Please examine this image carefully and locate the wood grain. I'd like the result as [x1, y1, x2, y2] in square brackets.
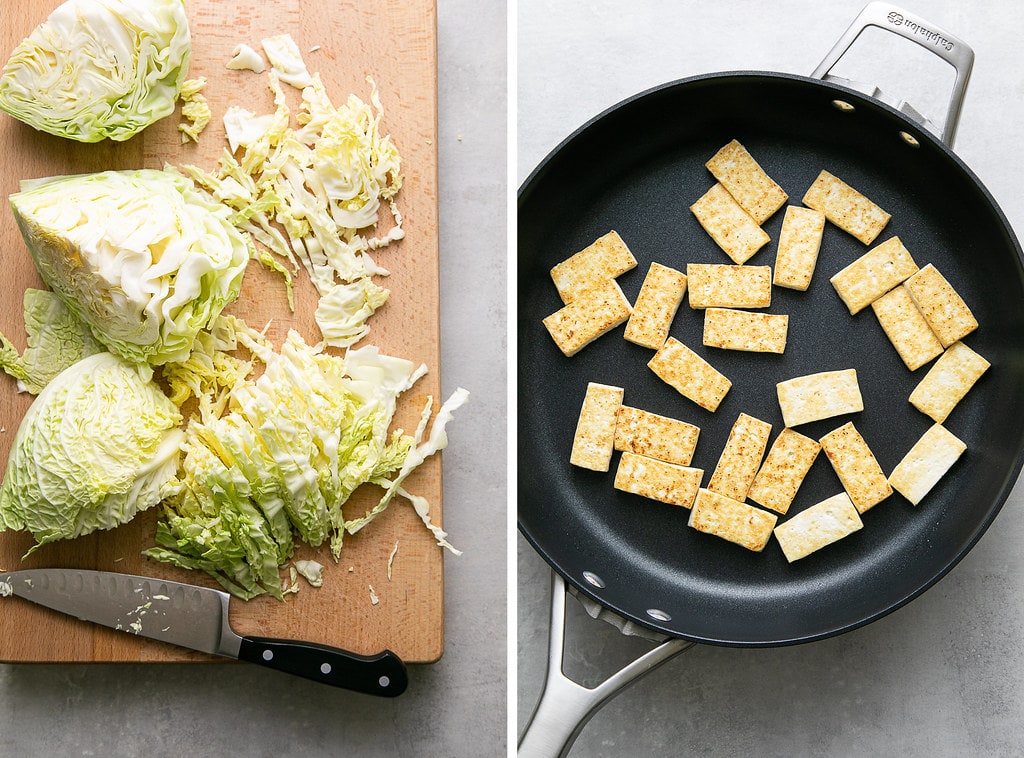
[0, 0, 443, 663]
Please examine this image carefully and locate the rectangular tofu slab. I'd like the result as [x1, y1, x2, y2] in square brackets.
[773, 492, 863, 562]
[829, 236, 919, 315]
[747, 428, 821, 515]
[648, 337, 732, 412]
[614, 452, 703, 508]
[550, 230, 638, 304]
[802, 169, 890, 245]
[623, 262, 688, 349]
[614, 405, 701, 466]
[703, 308, 789, 354]
[688, 488, 778, 552]
[542, 278, 632, 356]
[776, 369, 863, 427]
[570, 382, 624, 471]
[687, 263, 772, 309]
[871, 285, 944, 371]
[773, 205, 825, 291]
[888, 423, 966, 505]
[819, 422, 892, 513]
[909, 341, 990, 423]
[903, 263, 978, 348]
[707, 413, 773, 502]
[705, 139, 789, 225]
[690, 183, 771, 264]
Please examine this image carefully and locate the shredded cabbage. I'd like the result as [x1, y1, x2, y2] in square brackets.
[0, 0, 191, 142]
[145, 326, 466, 597]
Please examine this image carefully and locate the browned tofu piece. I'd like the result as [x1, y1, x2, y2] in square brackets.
[614, 405, 700, 466]
[773, 205, 825, 291]
[613, 452, 703, 508]
[569, 382, 624, 471]
[903, 263, 978, 348]
[773, 492, 863, 562]
[550, 230, 638, 303]
[705, 139, 788, 225]
[871, 285, 944, 371]
[802, 170, 890, 245]
[707, 412, 773, 502]
[688, 488, 778, 552]
[702, 308, 789, 354]
[829, 236, 919, 315]
[819, 422, 892, 514]
[687, 263, 772, 309]
[888, 423, 966, 506]
[908, 341, 990, 423]
[542, 278, 632, 356]
[690, 183, 771, 264]
[747, 428, 821, 515]
[623, 262, 687, 349]
[776, 369, 863, 427]
[647, 337, 732, 412]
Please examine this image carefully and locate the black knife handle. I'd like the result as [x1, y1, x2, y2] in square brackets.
[238, 636, 408, 697]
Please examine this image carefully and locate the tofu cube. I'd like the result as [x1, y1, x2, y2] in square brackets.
[613, 452, 703, 508]
[903, 263, 978, 348]
[908, 341, 990, 423]
[802, 169, 890, 245]
[705, 139, 788, 225]
[819, 422, 892, 514]
[871, 285, 944, 371]
[688, 488, 778, 552]
[707, 412, 773, 502]
[773, 492, 863, 562]
[623, 262, 687, 349]
[830, 236, 919, 315]
[614, 405, 700, 466]
[747, 428, 821, 515]
[550, 230, 638, 304]
[888, 423, 966, 505]
[543, 278, 632, 356]
[648, 337, 732, 412]
[703, 308, 789, 354]
[773, 205, 825, 291]
[570, 382, 624, 472]
[776, 369, 863, 427]
[687, 263, 772, 309]
[690, 183, 771, 264]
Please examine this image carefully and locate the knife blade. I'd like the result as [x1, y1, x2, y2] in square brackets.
[0, 568, 407, 697]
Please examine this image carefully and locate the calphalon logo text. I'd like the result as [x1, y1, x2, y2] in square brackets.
[886, 11, 954, 51]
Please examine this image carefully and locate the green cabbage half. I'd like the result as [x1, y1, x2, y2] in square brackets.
[0, 352, 183, 553]
[10, 169, 251, 365]
[0, 0, 191, 142]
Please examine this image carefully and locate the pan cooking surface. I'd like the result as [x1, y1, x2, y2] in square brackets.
[518, 73, 1024, 645]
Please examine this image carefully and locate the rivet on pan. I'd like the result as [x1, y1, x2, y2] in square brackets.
[831, 99, 856, 113]
[582, 571, 605, 589]
[900, 131, 921, 148]
[646, 608, 672, 622]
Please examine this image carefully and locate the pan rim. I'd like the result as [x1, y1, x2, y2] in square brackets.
[517, 69, 1024, 648]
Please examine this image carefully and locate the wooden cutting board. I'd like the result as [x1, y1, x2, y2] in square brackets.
[0, 0, 444, 664]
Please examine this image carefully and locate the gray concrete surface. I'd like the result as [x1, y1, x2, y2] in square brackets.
[517, 1, 1024, 756]
[0, 1, 507, 756]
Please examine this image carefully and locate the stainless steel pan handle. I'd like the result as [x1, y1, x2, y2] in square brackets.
[517, 571, 694, 758]
[811, 1, 974, 146]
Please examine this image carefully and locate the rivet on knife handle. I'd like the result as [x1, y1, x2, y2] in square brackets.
[237, 636, 408, 697]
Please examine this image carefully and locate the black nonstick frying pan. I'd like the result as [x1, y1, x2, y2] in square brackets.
[518, 4, 1024, 756]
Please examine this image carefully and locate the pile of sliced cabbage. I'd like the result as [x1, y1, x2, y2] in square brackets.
[0, 4, 466, 599]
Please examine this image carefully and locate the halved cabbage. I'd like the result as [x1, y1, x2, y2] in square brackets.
[0, 352, 183, 553]
[10, 169, 250, 365]
[0, 0, 191, 142]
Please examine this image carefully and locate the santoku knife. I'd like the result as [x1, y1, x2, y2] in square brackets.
[0, 568, 407, 697]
